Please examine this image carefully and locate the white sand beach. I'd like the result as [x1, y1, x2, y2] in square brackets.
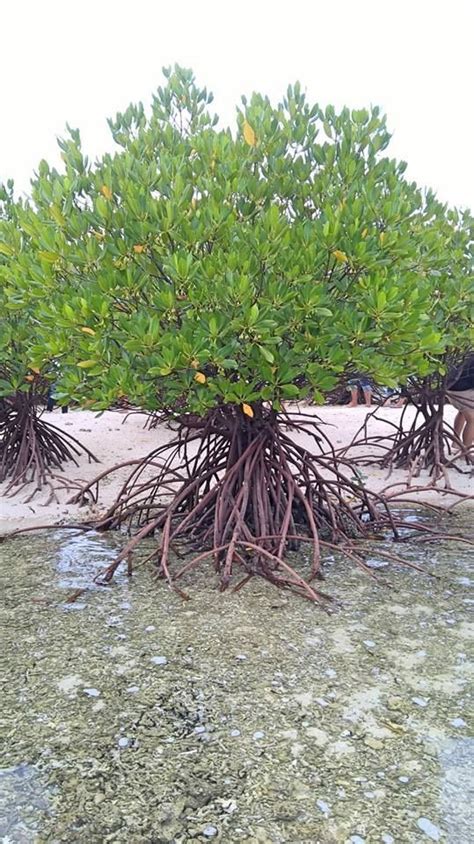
[0, 404, 472, 535]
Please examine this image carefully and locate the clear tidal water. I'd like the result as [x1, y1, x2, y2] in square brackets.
[0, 515, 472, 843]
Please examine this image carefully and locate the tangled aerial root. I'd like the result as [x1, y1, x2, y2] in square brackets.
[339, 394, 473, 485]
[60, 404, 446, 603]
[0, 393, 98, 503]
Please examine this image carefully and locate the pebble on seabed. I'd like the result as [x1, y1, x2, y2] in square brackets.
[253, 731, 265, 740]
[316, 799, 330, 815]
[349, 836, 365, 844]
[150, 656, 167, 665]
[417, 817, 442, 840]
[412, 696, 428, 707]
[450, 717, 466, 728]
[203, 825, 218, 837]
[83, 688, 100, 697]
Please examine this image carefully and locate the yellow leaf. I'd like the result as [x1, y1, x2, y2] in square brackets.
[77, 360, 98, 369]
[39, 251, 59, 263]
[243, 120, 257, 147]
[0, 242, 14, 257]
[190, 359, 199, 369]
[101, 185, 113, 200]
[51, 206, 66, 226]
[380, 719, 407, 734]
[242, 403, 254, 418]
[81, 326, 96, 336]
[333, 250, 348, 263]
[25, 375, 34, 382]
[361, 228, 368, 238]
[133, 244, 145, 253]
[29, 367, 41, 374]
[380, 231, 385, 244]
[191, 197, 197, 209]
[194, 372, 206, 384]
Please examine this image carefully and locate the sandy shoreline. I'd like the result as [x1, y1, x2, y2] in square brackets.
[1, 404, 472, 534]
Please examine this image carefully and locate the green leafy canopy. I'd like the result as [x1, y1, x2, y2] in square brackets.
[1, 65, 472, 410]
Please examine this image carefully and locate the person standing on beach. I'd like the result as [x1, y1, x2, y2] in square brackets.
[347, 374, 373, 407]
[446, 354, 474, 449]
[45, 360, 68, 414]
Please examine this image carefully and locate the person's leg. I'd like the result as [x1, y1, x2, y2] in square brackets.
[62, 405, 68, 414]
[462, 412, 474, 448]
[348, 386, 359, 407]
[46, 391, 54, 412]
[453, 410, 467, 448]
[362, 387, 372, 407]
[453, 411, 465, 443]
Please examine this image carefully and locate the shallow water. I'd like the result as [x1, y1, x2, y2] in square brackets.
[0, 517, 473, 843]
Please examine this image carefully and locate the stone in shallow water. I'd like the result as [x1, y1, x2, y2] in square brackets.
[417, 817, 441, 840]
[364, 737, 383, 750]
[412, 696, 429, 707]
[253, 731, 265, 740]
[281, 728, 298, 740]
[118, 737, 129, 748]
[150, 656, 167, 666]
[381, 835, 394, 844]
[57, 675, 83, 694]
[363, 639, 376, 648]
[230, 729, 241, 737]
[294, 691, 313, 708]
[83, 688, 100, 697]
[305, 727, 329, 746]
[349, 836, 365, 844]
[365, 558, 389, 570]
[316, 798, 330, 815]
[203, 825, 218, 837]
[145, 625, 155, 632]
[450, 717, 466, 728]
[126, 685, 139, 694]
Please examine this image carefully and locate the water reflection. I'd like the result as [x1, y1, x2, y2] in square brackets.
[53, 529, 119, 590]
[0, 764, 53, 841]
[439, 738, 474, 843]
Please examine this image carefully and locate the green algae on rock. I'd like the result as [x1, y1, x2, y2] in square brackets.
[0, 517, 472, 842]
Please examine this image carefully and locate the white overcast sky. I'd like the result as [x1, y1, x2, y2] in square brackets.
[2, 0, 473, 210]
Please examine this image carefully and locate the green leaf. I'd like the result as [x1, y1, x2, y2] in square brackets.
[258, 345, 274, 364]
[248, 304, 259, 325]
[77, 360, 98, 369]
